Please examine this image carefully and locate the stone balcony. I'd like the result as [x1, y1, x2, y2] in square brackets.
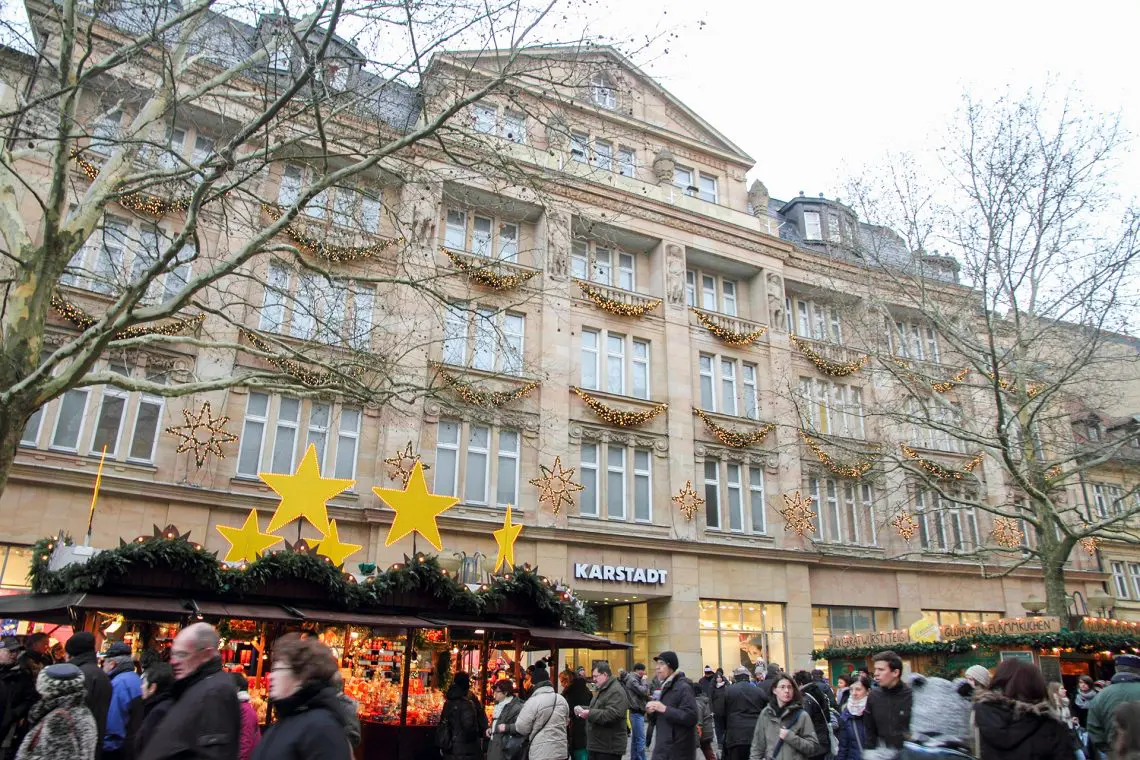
[790, 335, 866, 365]
[688, 308, 769, 343]
[445, 249, 542, 287]
[571, 278, 663, 315]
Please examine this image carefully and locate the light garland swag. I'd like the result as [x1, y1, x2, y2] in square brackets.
[985, 371, 1046, 399]
[801, 431, 875, 479]
[577, 281, 662, 318]
[437, 368, 540, 408]
[443, 248, 537, 290]
[899, 444, 984, 481]
[789, 334, 869, 377]
[263, 204, 397, 263]
[242, 330, 332, 387]
[73, 152, 193, 216]
[692, 408, 774, 448]
[52, 293, 204, 339]
[690, 308, 767, 346]
[571, 387, 668, 427]
[892, 359, 970, 393]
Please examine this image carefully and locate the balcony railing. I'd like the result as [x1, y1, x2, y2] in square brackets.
[572, 278, 663, 314]
[689, 308, 768, 341]
[792, 335, 866, 365]
[445, 249, 541, 288]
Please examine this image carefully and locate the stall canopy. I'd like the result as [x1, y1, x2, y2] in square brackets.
[291, 608, 428, 629]
[0, 592, 200, 624]
[525, 627, 632, 650]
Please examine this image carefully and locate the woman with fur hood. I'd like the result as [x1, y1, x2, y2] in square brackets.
[15, 663, 98, 760]
[971, 659, 1076, 760]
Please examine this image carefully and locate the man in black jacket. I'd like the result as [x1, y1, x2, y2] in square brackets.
[0, 637, 35, 760]
[865, 649, 913, 751]
[138, 623, 239, 760]
[65, 632, 112, 760]
[794, 670, 831, 760]
[645, 651, 698, 760]
[697, 666, 716, 698]
[717, 666, 765, 760]
[621, 663, 649, 760]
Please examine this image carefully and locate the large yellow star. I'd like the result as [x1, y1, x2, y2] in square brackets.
[372, 461, 458, 551]
[492, 504, 523, 573]
[313, 519, 363, 567]
[216, 510, 283, 562]
[261, 444, 354, 535]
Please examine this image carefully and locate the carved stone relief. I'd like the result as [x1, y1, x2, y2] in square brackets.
[766, 272, 785, 329]
[665, 244, 685, 308]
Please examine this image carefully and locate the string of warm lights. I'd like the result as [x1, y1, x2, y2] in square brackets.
[891, 511, 919, 541]
[984, 371, 1046, 399]
[1045, 465, 1063, 481]
[790, 335, 869, 376]
[690, 308, 767, 346]
[991, 517, 1026, 549]
[692, 408, 774, 448]
[892, 359, 970, 393]
[529, 456, 584, 515]
[899, 444, 984, 481]
[779, 491, 817, 536]
[443, 248, 537, 290]
[165, 401, 238, 469]
[52, 293, 204, 339]
[571, 386, 668, 427]
[1079, 526, 1102, 556]
[801, 430, 875, 479]
[262, 204, 398, 263]
[672, 480, 704, 520]
[242, 329, 331, 387]
[437, 368, 540, 408]
[72, 151, 193, 216]
[576, 281, 662, 318]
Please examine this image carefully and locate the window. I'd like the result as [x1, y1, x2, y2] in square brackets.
[50, 389, 89, 451]
[576, 442, 650, 521]
[742, 365, 758, 420]
[191, 136, 214, 167]
[433, 421, 520, 507]
[593, 140, 613, 171]
[571, 240, 637, 291]
[699, 355, 715, 412]
[828, 211, 842, 243]
[697, 355, 759, 419]
[91, 388, 128, 456]
[236, 393, 360, 479]
[154, 127, 186, 171]
[0, 544, 33, 590]
[798, 378, 864, 438]
[915, 488, 979, 552]
[579, 330, 651, 400]
[803, 210, 822, 240]
[607, 447, 626, 520]
[1092, 484, 1125, 518]
[278, 164, 304, 206]
[633, 450, 651, 522]
[570, 132, 588, 163]
[674, 166, 695, 195]
[501, 111, 526, 144]
[699, 600, 786, 674]
[89, 111, 122, 155]
[324, 60, 351, 90]
[580, 443, 598, 517]
[890, 320, 941, 363]
[62, 218, 129, 294]
[591, 74, 617, 109]
[812, 606, 897, 663]
[704, 460, 720, 529]
[258, 264, 373, 347]
[703, 462, 767, 534]
[720, 359, 737, 417]
[472, 104, 496, 134]
[786, 296, 842, 343]
[1112, 562, 1130, 599]
[65, 220, 194, 301]
[306, 402, 331, 468]
[686, 269, 738, 315]
[809, 477, 876, 545]
[496, 430, 520, 506]
[441, 208, 522, 261]
[1129, 563, 1140, 600]
[20, 406, 43, 447]
[698, 174, 718, 204]
[269, 35, 292, 71]
[617, 147, 636, 178]
[906, 399, 965, 453]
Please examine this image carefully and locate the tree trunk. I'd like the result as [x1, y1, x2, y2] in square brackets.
[1042, 548, 1070, 619]
[0, 405, 28, 504]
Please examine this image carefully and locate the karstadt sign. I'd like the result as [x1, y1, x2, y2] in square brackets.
[573, 563, 668, 584]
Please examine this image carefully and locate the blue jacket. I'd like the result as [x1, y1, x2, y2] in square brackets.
[836, 707, 867, 760]
[104, 666, 143, 751]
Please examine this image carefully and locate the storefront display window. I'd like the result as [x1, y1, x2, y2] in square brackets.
[812, 606, 897, 674]
[0, 545, 31, 589]
[699, 599, 785, 671]
[921, 609, 1003, 626]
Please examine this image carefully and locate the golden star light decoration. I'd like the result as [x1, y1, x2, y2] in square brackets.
[891, 512, 920, 541]
[216, 510, 283, 562]
[385, 442, 430, 487]
[991, 517, 1025, 549]
[261, 444, 355, 535]
[1080, 533, 1102, 555]
[166, 401, 239, 469]
[672, 480, 704, 521]
[492, 504, 524, 573]
[779, 491, 817, 536]
[373, 461, 459, 551]
[529, 456, 585, 515]
[313, 519, 363, 567]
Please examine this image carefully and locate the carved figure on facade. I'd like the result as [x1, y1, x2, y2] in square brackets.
[766, 273, 785, 328]
[652, 148, 675, 185]
[665, 244, 685, 307]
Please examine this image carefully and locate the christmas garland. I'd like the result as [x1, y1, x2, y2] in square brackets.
[437, 368, 540, 408]
[690, 308, 767, 346]
[892, 360, 969, 394]
[443, 248, 537, 290]
[263, 204, 397, 264]
[984, 372, 1046, 399]
[577, 281, 661, 318]
[899, 444, 984, 481]
[801, 431, 875, 479]
[692, 408, 774, 448]
[812, 630, 1140, 660]
[790, 335, 869, 377]
[72, 152, 193, 216]
[242, 330, 332, 387]
[53, 293, 204, 339]
[571, 386, 668, 427]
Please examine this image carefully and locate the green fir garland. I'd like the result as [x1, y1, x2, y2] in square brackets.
[811, 630, 1140, 660]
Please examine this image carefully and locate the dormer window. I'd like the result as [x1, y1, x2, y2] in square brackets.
[269, 34, 292, 71]
[803, 210, 822, 240]
[323, 60, 351, 90]
[591, 74, 617, 110]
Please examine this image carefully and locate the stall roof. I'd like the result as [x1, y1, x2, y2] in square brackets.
[0, 592, 82, 623]
[526, 627, 632, 650]
[291, 608, 427, 629]
[0, 592, 199, 623]
[191, 600, 302, 622]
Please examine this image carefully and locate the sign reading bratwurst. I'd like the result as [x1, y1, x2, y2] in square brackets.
[574, 563, 668, 584]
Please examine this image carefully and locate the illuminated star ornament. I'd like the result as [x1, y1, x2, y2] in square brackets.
[991, 517, 1025, 549]
[779, 491, 817, 536]
[261, 443, 355, 535]
[1080, 534, 1102, 555]
[165, 401, 238, 469]
[313, 519, 363, 567]
[216, 510, 283, 562]
[492, 504, 524, 573]
[384, 441, 430, 487]
[891, 512, 920, 541]
[373, 461, 459, 551]
[529, 456, 584, 515]
[672, 480, 704, 521]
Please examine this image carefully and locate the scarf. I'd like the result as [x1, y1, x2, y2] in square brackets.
[846, 696, 868, 717]
[491, 696, 513, 732]
[1075, 690, 1097, 709]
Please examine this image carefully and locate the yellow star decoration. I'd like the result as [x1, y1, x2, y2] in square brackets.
[166, 401, 238, 469]
[1080, 534, 1102, 555]
[261, 443, 355, 535]
[384, 441, 430, 487]
[529, 456, 584, 515]
[891, 512, 920, 541]
[672, 480, 704, 521]
[779, 491, 817, 536]
[991, 517, 1025, 549]
[313, 519, 362, 567]
[492, 504, 523, 573]
[373, 461, 458, 551]
[216, 510, 283, 562]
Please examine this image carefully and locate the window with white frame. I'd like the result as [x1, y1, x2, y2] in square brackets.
[501, 111, 526, 144]
[570, 132, 588, 163]
[280, 164, 383, 234]
[147, 125, 217, 176]
[1091, 484, 1124, 518]
[889, 320, 941, 363]
[803, 210, 822, 240]
[236, 393, 360, 479]
[1130, 563, 1140, 599]
[278, 164, 304, 206]
[703, 460, 767, 534]
[258, 262, 375, 349]
[673, 166, 719, 203]
[697, 354, 759, 419]
[442, 209, 520, 262]
[827, 211, 842, 244]
[797, 378, 864, 438]
[914, 487, 979, 552]
[590, 74, 617, 109]
[581, 330, 650, 399]
[785, 296, 843, 343]
[686, 269, 739, 316]
[617, 147, 636, 178]
[469, 103, 526, 143]
[809, 477, 877, 546]
[471, 104, 496, 135]
[905, 399, 965, 453]
[698, 174, 718, 204]
[269, 34, 292, 71]
[571, 240, 636, 290]
[441, 304, 524, 376]
[433, 420, 519, 507]
[578, 442, 652, 522]
[1112, 562, 1130, 599]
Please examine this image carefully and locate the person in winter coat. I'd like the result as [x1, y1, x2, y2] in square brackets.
[793, 671, 831, 760]
[1, 637, 36, 759]
[101, 643, 142, 760]
[865, 650, 912, 752]
[138, 623, 240, 760]
[231, 674, 261, 760]
[622, 664, 650, 760]
[836, 673, 870, 760]
[644, 651, 698, 760]
[134, 664, 173, 758]
[835, 674, 852, 710]
[562, 673, 592, 760]
[1113, 701, 1140, 760]
[710, 671, 729, 750]
[718, 666, 765, 760]
[1071, 676, 1098, 729]
[437, 672, 486, 760]
[1048, 682, 1077, 729]
[486, 680, 524, 760]
[576, 663, 630, 760]
[756, 664, 781, 706]
[250, 634, 351, 760]
[14, 663, 98, 760]
[972, 658, 1076, 760]
[64, 633, 111, 760]
[748, 675, 822, 760]
[698, 667, 717, 699]
[695, 691, 716, 760]
[328, 672, 361, 749]
[813, 669, 839, 712]
[1090, 654, 1140, 755]
[500, 664, 569, 760]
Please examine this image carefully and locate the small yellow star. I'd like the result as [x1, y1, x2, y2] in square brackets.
[384, 441, 430, 487]
[313, 519, 363, 567]
[216, 510, 282, 562]
[891, 512, 919, 541]
[492, 505, 524, 573]
[261, 444, 355, 535]
[671, 480, 704, 521]
[166, 401, 238, 469]
[529, 456, 584, 515]
[779, 491, 817, 537]
[373, 461, 458, 551]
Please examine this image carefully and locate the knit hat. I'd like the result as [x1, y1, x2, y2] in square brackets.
[0, 637, 20, 652]
[654, 651, 679, 671]
[105, 642, 132, 658]
[905, 673, 973, 749]
[532, 663, 549, 683]
[36, 663, 85, 698]
[733, 666, 751, 678]
[965, 665, 991, 688]
[65, 632, 96, 656]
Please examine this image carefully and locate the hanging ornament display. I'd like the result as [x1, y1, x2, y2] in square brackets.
[261, 443, 355, 535]
[984, 372, 1046, 399]
[529, 456, 584, 515]
[892, 360, 970, 393]
[492, 504, 523, 573]
[690, 308, 767, 346]
[437, 368, 540, 408]
[672, 480, 704, 521]
[312, 519, 363, 566]
[262, 204, 397, 263]
[571, 387, 668, 427]
[242, 330, 332, 387]
[384, 442, 430, 487]
[899, 444, 984, 481]
[991, 517, 1025, 549]
[443, 248, 537, 290]
[891, 512, 919, 541]
[53, 293, 204, 339]
[72, 151, 194, 216]
[373, 461, 459, 551]
[216, 510, 283, 562]
[789, 335, 869, 377]
[577, 282, 662, 318]
[801, 431, 875, 479]
[165, 400, 239, 468]
[779, 491, 817, 536]
[692, 408, 774, 448]
[1079, 527, 1102, 556]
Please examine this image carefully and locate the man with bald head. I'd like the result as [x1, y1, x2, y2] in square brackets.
[139, 623, 240, 760]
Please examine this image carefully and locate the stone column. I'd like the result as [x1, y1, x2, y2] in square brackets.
[785, 563, 814, 671]
[648, 552, 700, 670]
[659, 240, 698, 541]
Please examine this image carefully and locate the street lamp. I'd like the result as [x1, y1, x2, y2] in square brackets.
[1022, 595, 1047, 616]
[1088, 587, 1114, 618]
